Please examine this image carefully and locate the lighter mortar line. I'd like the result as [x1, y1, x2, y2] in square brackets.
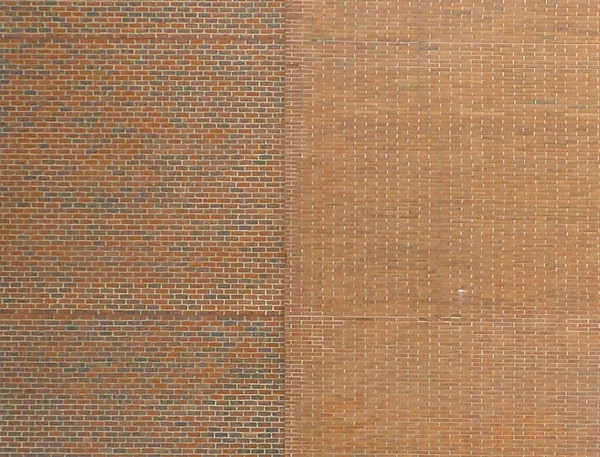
[287, 314, 600, 323]
[296, 39, 600, 47]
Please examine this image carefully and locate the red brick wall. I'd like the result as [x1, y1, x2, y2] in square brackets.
[3, 1, 600, 456]
[1, 1, 284, 455]
[286, 1, 600, 456]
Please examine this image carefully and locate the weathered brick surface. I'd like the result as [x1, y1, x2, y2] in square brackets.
[1, 1, 284, 455]
[286, 1, 600, 456]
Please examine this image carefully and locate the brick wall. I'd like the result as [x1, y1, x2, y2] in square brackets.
[286, 1, 600, 456]
[2, 1, 600, 456]
[1, 1, 284, 455]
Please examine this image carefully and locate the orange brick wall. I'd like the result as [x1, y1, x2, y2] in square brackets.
[1, 1, 284, 455]
[286, 1, 600, 455]
[2, 1, 600, 456]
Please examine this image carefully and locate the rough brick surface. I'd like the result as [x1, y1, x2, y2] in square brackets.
[286, 1, 600, 456]
[1, 1, 284, 455]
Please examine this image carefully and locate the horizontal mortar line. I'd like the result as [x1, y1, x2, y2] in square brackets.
[289, 314, 415, 321]
[294, 38, 600, 47]
[0, 309, 284, 321]
[287, 314, 600, 323]
[0, 33, 283, 44]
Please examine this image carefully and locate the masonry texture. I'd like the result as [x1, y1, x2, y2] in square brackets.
[1, 1, 600, 457]
[286, 1, 600, 456]
[1, 1, 284, 455]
